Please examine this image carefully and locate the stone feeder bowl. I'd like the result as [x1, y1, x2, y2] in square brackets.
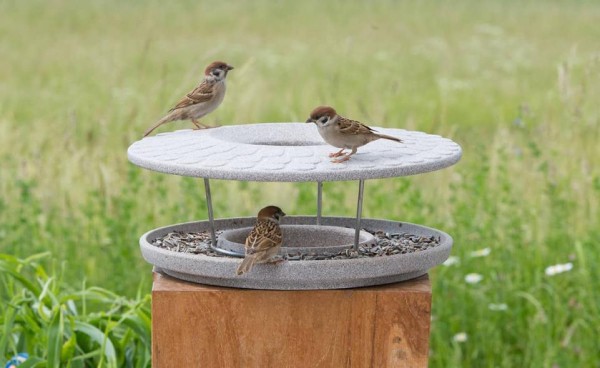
[128, 123, 462, 289]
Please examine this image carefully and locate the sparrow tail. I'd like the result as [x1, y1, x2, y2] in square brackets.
[236, 256, 256, 275]
[143, 114, 172, 137]
[376, 133, 402, 143]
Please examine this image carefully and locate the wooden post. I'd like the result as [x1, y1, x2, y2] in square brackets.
[152, 271, 432, 368]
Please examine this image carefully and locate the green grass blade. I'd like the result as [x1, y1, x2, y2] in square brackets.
[0, 303, 18, 357]
[46, 306, 64, 368]
[74, 321, 117, 367]
[17, 357, 46, 368]
[0, 261, 41, 295]
[22, 252, 51, 265]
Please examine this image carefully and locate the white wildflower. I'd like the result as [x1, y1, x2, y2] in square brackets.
[443, 256, 459, 266]
[465, 273, 483, 284]
[453, 332, 468, 343]
[488, 303, 508, 311]
[469, 247, 491, 257]
[545, 263, 573, 276]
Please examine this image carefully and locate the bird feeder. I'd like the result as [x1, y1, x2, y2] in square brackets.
[128, 122, 462, 290]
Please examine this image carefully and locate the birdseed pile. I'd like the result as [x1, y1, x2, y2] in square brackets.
[150, 229, 441, 260]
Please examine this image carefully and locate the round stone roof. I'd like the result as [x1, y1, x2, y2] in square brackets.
[127, 123, 462, 182]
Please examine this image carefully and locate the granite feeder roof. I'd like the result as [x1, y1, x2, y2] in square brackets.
[127, 123, 462, 182]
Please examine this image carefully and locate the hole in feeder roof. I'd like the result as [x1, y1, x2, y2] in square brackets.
[209, 123, 326, 147]
[246, 140, 325, 147]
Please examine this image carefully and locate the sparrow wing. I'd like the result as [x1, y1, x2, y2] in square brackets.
[337, 117, 376, 135]
[245, 220, 282, 254]
[169, 80, 215, 111]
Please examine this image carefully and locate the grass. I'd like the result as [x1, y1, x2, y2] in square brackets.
[0, 253, 151, 367]
[1, 0, 599, 366]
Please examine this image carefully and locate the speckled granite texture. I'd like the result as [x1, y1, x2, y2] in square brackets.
[127, 123, 462, 181]
[140, 216, 453, 290]
[131, 123, 460, 289]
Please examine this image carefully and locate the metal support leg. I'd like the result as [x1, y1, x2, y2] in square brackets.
[317, 181, 323, 225]
[203, 178, 244, 257]
[354, 180, 365, 251]
[204, 178, 217, 248]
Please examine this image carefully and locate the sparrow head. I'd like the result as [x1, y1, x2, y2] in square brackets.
[306, 106, 338, 126]
[205, 61, 234, 80]
[257, 205, 286, 223]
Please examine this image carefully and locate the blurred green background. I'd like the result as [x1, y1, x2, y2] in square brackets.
[1, 0, 599, 366]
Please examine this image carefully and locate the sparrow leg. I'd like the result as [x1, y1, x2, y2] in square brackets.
[328, 148, 346, 158]
[332, 155, 350, 163]
[331, 147, 357, 163]
[193, 119, 220, 129]
[267, 256, 286, 264]
[191, 119, 204, 130]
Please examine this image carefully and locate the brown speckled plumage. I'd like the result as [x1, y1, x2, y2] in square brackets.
[306, 105, 402, 163]
[143, 61, 234, 137]
[236, 206, 286, 275]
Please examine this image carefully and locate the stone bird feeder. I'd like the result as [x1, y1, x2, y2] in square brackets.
[128, 123, 461, 289]
[128, 122, 462, 367]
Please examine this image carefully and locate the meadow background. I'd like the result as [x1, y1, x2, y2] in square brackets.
[1, 0, 599, 366]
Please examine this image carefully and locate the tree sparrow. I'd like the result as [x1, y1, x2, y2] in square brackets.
[236, 206, 286, 275]
[143, 61, 234, 137]
[306, 106, 402, 163]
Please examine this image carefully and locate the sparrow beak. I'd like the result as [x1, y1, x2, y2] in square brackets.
[305, 118, 314, 124]
[227, 65, 234, 71]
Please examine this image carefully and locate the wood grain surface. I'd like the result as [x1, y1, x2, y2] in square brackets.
[152, 272, 432, 368]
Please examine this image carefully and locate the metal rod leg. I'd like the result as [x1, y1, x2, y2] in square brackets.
[317, 181, 323, 225]
[354, 180, 365, 251]
[204, 178, 217, 248]
[203, 178, 244, 258]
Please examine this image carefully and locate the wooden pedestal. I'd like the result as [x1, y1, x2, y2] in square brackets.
[152, 272, 432, 368]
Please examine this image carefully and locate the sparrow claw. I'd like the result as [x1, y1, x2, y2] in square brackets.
[199, 124, 220, 129]
[267, 256, 287, 265]
[328, 150, 346, 158]
[331, 155, 351, 163]
[192, 124, 218, 130]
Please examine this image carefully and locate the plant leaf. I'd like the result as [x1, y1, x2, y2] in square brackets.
[17, 356, 45, 368]
[47, 306, 64, 368]
[74, 321, 117, 367]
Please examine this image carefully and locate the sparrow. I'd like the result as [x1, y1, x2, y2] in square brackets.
[306, 106, 402, 163]
[236, 205, 286, 275]
[143, 61, 234, 137]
